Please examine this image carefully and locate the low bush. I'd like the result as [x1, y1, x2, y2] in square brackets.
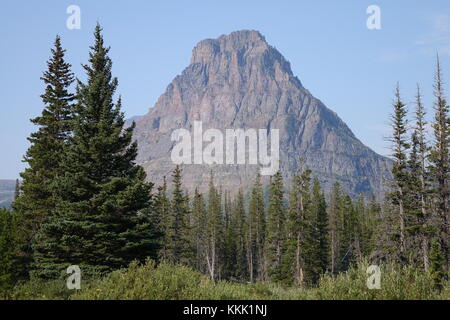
[5, 259, 448, 300]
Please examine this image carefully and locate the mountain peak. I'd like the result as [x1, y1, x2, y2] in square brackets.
[218, 29, 267, 46]
[189, 30, 297, 86]
[190, 30, 269, 64]
[134, 31, 391, 199]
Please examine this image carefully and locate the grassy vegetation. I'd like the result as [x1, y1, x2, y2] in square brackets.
[4, 260, 449, 300]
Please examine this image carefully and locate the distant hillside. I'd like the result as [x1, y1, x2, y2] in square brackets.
[0, 179, 16, 208]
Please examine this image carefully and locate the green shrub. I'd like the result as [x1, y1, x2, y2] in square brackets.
[309, 260, 449, 300]
[4, 259, 449, 300]
[9, 279, 73, 300]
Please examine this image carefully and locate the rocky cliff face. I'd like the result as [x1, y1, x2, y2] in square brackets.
[132, 30, 391, 198]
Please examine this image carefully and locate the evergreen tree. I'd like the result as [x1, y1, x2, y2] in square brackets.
[312, 178, 329, 279]
[337, 195, 357, 272]
[265, 171, 286, 282]
[153, 177, 170, 261]
[361, 195, 380, 258]
[405, 85, 432, 269]
[354, 195, 365, 258]
[428, 56, 450, 268]
[247, 171, 266, 282]
[283, 173, 301, 285]
[329, 182, 343, 274]
[388, 85, 410, 259]
[142, 183, 164, 263]
[191, 188, 207, 273]
[233, 189, 247, 280]
[407, 131, 428, 265]
[0, 209, 19, 297]
[14, 36, 75, 276]
[205, 173, 223, 280]
[284, 167, 311, 286]
[429, 238, 446, 291]
[374, 198, 403, 263]
[184, 189, 196, 267]
[32, 25, 156, 279]
[166, 165, 191, 265]
[297, 178, 329, 285]
[221, 190, 236, 279]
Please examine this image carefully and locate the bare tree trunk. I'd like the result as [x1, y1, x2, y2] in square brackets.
[249, 251, 253, 283]
[398, 188, 406, 254]
[206, 252, 213, 280]
[331, 233, 335, 274]
[422, 236, 429, 271]
[206, 237, 216, 280]
[211, 238, 216, 280]
[299, 268, 304, 286]
[295, 233, 302, 286]
[247, 236, 254, 283]
[420, 177, 429, 270]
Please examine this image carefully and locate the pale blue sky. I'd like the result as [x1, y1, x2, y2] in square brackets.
[1, 0, 450, 179]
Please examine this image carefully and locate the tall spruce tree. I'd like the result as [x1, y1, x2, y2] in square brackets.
[407, 131, 430, 266]
[32, 25, 156, 279]
[296, 178, 330, 285]
[388, 85, 410, 259]
[247, 171, 266, 282]
[329, 182, 343, 274]
[14, 36, 75, 276]
[166, 165, 191, 265]
[284, 167, 311, 286]
[312, 178, 329, 280]
[428, 56, 450, 268]
[265, 171, 286, 282]
[298, 169, 313, 283]
[191, 188, 207, 273]
[142, 182, 164, 263]
[221, 190, 236, 279]
[233, 189, 247, 280]
[408, 85, 432, 269]
[153, 177, 170, 261]
[205, 173, 223, 280]
[337, 195, 356, 271]
[283, 172, 301, 285]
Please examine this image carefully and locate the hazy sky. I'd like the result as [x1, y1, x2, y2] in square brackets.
[1, 0, 449, 179]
